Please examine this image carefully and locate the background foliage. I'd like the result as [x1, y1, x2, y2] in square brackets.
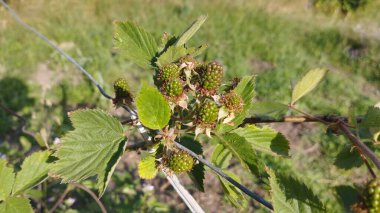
[0, 0, 379, 212]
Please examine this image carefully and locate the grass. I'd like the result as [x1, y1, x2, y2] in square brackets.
[0, 0, 379, 212]
[1, 0, 378, 114]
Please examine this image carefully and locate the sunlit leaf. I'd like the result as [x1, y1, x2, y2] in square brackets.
[186, 44, 208, 57]
[136, 85, 171, 130]
[138, 155, 158, 180]
[267, 168, 325, 213]
[291, 68, 327, 104]
[0, 160, 14, 201]
[114, 21, 158, 69]
[12, 151, 51, 195]
[51, 109, 127, 197]
[218, 170, 247, 209]
[215, 133, 261, 176]
[156, 45, 187, 66]
[232, 125, 290, 157]
[0, 197, 33, 213]
[175, 15, 207, 47]
[211, 144, 232, 169]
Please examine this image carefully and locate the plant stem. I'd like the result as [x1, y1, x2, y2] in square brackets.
[288, 105, 378, 175]
[241, 115, 362, 125]
[288, 105, 330, 125]
[0, 101, 35, 138]
[48, 185, 72, 213]
[337, 121, 380, 171]
[363, 156, 377, 178]
[72, 183, 108, 213]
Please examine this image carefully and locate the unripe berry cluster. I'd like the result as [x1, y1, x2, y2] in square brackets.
[199, 62, 223, 94]
[167, 150, 194, 174]
[114, 78, 131, 99]
[366, 179, 380, 212]
[222, 91, 244, 113]
[157, 64, 185, 98]
[113, 78, 133, 105]
[198, 100, 219, 125]
[113, 58, 245, 177]
[165, 79, 183, 97]
[154, 59, 245, 131]
[159, 64, 181, 81]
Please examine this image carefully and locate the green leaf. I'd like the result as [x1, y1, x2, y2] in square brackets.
[34, 132, 47, 148]
[217, 76, 256, 133]
[252, 101, 288, 118]
[186, 160, 204, 192]
[114, 21, 158, 69]
[179, 135, 203, 154]
[186, 44, 208, 57]
[335, 185, 359, 212]
[98, 139, 127, 197]
[0, 160, 14, 201]
[361, 106, 380, 128]
[215, 133, 261, 176]
[188, 163, 205, 192]
[267, 168, 325, 213]
[291, 68, 327, 104]
[175, 15, 207, 47]
[51, 109, 127, 197]
[12, 151, 51, 195]
[156, 45, 187, 67]
[218, 170, 247, 209]
[138, 155, 158, 179]
[136, 85, 171, 130]
[25, 189, 43, 201]
[158, 32, 177, 52]
[0, 197, 33, 213]
[232, 125, 290, 157]
[211, 144, 232, 169]
[19, 137, 32, 153]
[34, 129, 48, 148]
[156, 44, 208, 67]
[334, 145, 363, 169]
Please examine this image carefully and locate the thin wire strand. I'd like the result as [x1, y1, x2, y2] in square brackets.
[0, 1, 273, 210]
[175, 142, 274, 210]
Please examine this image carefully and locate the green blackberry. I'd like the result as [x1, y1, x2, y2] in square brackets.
[168, 151, 194, 174]
[159, 64, 180, 81]
[201, 62, 223, 91]
[222, 91, 243, 113]
[113, 78, 133, 101]
[165, 79, 183, 97]
[366, 179, 380, 212]
[198, 101, 219, 125]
